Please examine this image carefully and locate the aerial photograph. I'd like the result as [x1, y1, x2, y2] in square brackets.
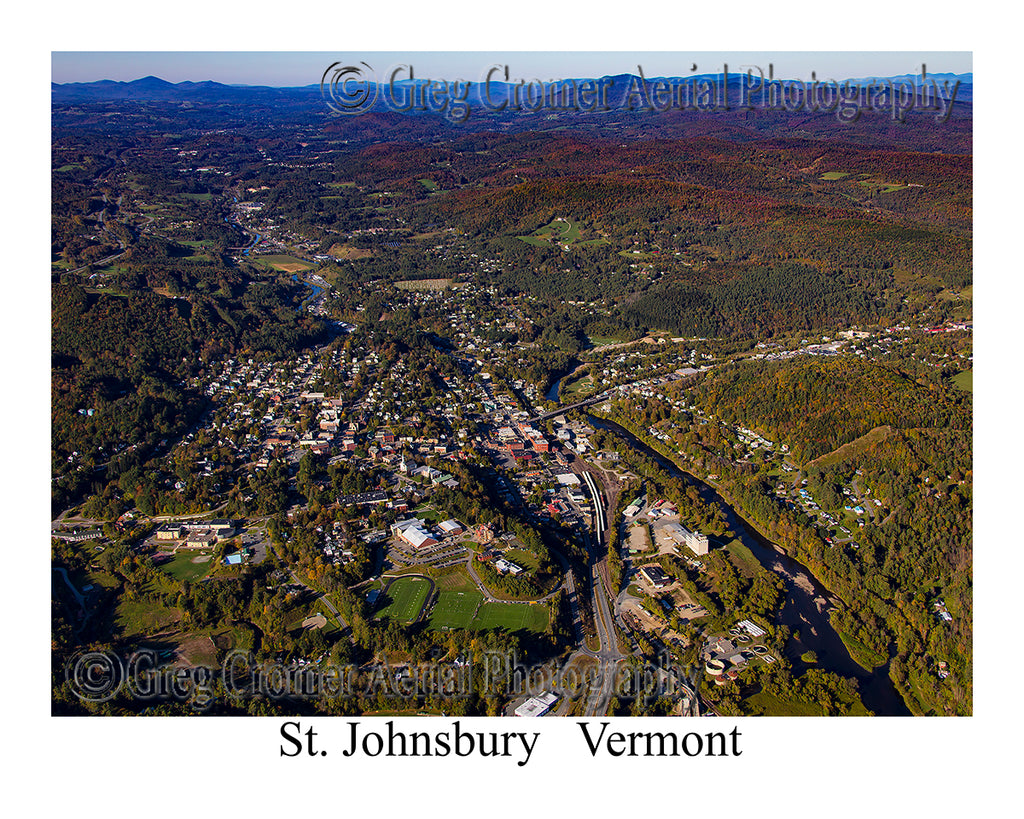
[50, 49, 973, 722]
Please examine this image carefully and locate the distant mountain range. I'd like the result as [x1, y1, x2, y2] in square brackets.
[52, 71, 974, 105]
[52, 75, 311, 102]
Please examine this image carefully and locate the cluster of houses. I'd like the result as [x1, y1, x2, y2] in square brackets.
[318, 521, 358, 565]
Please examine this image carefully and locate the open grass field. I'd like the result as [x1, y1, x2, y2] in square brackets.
[473, 602, 548, 632]
[255, 254, 314, 273]
[723, 538, 762, 579]
[617, 249, 659, 260]
[377, 577, 431, 623]
[561, 374, 595, 400]
[175, 633, 219, 666]
[857, 180, 906, 194]
[819, 171, 850, 180]
[418, 178, 439, 191]
[115, 600, 180, 638]
[502, 547, 541, 573]
[586, 335, 627, 347]
[426, 589, 549, 633]
[518, 218, 587, 248]
[327, 243, 376, 260]
[807, 425, 894, 469]
[429, 590, 483, 629]
[434, 566, 479, 594]
[158, 550, 215, 583]
[951, 370, 973, 392]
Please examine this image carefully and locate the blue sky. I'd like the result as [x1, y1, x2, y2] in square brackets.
[51, 51, 972, 87]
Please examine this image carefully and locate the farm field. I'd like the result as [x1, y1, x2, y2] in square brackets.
[255, 254, 314, 272]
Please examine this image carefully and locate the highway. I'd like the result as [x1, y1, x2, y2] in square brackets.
[577, 466, 625, 716]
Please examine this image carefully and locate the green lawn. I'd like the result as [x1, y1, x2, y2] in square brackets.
[502, 547, 540, 573]
[429, 590, 483, 629]
[418, 178, 439, 191]
[377, 577, 431, 623]
[160, 550, 215, 583]
[426, 590, 549, 633]
[413, 507, 442, 524]
[473, 602, 548, 632]
[518, 219, 584, 248]
[586, 335, 626, 347]
[435, 566, 479, 593]
[723, 538, 762, 578]
[819, 171, 849, 180]
[951, 370, 973, 392]
[562, 374, 595, 399]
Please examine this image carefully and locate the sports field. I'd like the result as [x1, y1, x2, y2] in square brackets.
[473, 602, 549, 632]
[429, 590, 483, 629]
[427, 590, 548, 633]
[159, 550, 215, 583]
[377, 577, 431, 623]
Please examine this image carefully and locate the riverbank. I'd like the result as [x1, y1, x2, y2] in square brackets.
[582, 409, 910, 716]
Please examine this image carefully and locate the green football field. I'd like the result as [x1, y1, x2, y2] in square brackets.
[377, 577, 431, 623]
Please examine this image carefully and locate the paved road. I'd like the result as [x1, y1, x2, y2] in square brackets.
[463, 553, 567, 605]
[286, 568, 349, 634]
[582, 557, 626, 716]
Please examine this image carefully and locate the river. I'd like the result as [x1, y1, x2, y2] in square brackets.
[585, 413, 910, 716]
[544, 375, 562, 404]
